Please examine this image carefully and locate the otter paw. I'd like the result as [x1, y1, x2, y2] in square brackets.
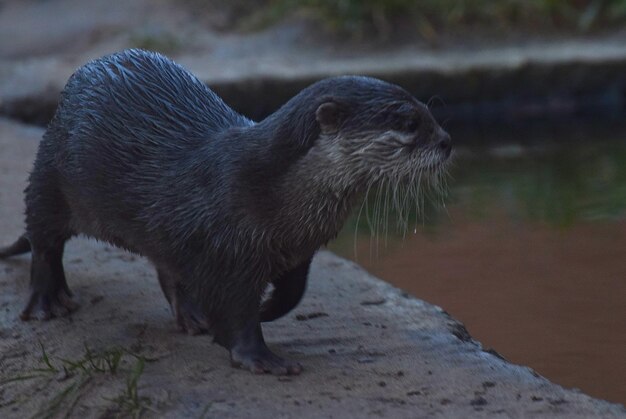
[230, 347, 302, 376]
[20, 289, 78, 321]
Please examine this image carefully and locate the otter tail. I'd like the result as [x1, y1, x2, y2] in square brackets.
[0, 235, 31, 258]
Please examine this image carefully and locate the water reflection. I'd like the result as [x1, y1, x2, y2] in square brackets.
[329, 118, 626, 405]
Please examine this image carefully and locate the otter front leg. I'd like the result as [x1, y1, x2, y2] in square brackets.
[215, 301, 302, 375]
[21, 241, 78, 321]
[260, 257, 312, 322]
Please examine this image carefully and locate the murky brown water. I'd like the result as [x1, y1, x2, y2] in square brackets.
[330, 120, 626, 405]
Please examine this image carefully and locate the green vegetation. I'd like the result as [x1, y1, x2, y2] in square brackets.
[282, 0, 626, 35]
[191, 0, 626, 37]
[1, 344, 153, 418]
[106, 357, 153, 419]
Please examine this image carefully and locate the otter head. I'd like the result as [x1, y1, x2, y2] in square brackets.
[257, 76, 451, 241]
[311, 76, 451, 189]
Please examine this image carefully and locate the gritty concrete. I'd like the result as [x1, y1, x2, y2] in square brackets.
[1, 117, 625, 417]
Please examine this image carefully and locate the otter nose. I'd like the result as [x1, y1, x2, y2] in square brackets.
[437, 130, 452, 158]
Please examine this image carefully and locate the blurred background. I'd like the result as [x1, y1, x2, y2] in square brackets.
[1, 0, 625, 406]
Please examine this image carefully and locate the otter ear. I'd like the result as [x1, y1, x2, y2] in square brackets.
[315, 101, 346, 134]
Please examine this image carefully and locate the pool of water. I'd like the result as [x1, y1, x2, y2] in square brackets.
[329, 117, 626, 405]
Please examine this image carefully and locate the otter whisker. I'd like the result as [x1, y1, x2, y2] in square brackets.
[383, 177, 391, 248]
[371, 181, 379, 256]
[400, 171, 412, 233]
[353, 187, 369, 260]
[405, 166, 419, 235]
[374, 180, 386, 257]
[363, 178, 375, 238]
[427, 95, 446, 109]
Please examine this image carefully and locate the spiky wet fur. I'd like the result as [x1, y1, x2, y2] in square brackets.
[0, 49, 450, 373]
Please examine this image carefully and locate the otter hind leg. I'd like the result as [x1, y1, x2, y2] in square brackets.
[21, 168, 77, 321]
[0, 235, 31, 259]
[175, 292, 211, 336]
[260, 257, 312, 322]
[157, 268, 210, 335]
[20, 239, 77, 321]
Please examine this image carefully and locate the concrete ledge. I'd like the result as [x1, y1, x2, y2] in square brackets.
[1, 118, 625, 417]
[1, 36, 626, 125]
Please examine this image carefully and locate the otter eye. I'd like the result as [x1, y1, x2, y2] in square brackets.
[405, 119, 419, 132]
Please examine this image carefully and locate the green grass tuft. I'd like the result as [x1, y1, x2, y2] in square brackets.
[108, 357, 155, 419]
[187, 0, 626, 38]
[4, 344, 153, 418]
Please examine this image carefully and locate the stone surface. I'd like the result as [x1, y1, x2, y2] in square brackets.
[1, 118, 624, 417]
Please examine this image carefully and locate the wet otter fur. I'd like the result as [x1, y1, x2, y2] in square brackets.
[0, 49, 451, 375]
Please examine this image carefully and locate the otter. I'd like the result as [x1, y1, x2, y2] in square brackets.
[0, 49, 451, 375]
